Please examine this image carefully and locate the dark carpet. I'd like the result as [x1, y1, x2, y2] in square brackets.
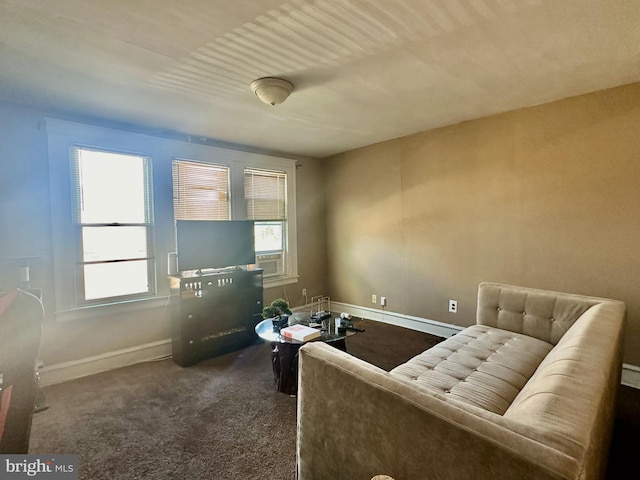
[28, 319, 639, 479]
[28, 319, 442, 479]
[608, 383, 640, 480]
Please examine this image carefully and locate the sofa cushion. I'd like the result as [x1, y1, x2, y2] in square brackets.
[477, 282, 600, 345]
[390, 325, 553, 414]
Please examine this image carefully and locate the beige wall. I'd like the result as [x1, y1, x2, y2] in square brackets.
[0, 102, 327, 365]
[325, 82, 640, 366]
[264, 156, 327, 307]
[3, 82, 638, 368]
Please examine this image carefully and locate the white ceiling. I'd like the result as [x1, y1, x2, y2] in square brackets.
[1, 0, 638, 158]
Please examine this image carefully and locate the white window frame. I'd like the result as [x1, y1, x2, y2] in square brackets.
[253, 220, 286, 276]
[245, 168, 288, 278]
[47, 119, 164, 319]
[172, 154, 298, 288]
[47, 118, 298, 321]
[71, 147, 156, 304]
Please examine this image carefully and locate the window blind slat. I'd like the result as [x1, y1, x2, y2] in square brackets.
[172, 160, 230, 220]
[245, 168, 286, 220]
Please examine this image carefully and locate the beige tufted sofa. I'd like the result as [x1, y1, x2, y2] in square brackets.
[296, 283, 625, 480]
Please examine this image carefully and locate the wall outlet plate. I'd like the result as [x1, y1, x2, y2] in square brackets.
[449, 300, 457, 313]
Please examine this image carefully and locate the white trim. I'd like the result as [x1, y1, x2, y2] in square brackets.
[55, 295, 170, 323]
[320, 302, 463, 338]
[38, 339, 172, 386]
[622, 363, 640, 389]
[264, 274, 299, 289]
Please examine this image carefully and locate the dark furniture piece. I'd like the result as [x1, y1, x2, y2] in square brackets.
[169, 268, 263, 367]
[255, 316, 358, 395]
[0, 289, 44, 453]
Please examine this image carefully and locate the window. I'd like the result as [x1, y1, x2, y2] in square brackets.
[47, 118, 296, 319]
[72, 147, 155, 303]
[245, 168, 287, 277]
[172, 160, 296, 283]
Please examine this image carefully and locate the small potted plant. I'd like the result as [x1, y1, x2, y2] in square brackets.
[263, 298, 292, 332]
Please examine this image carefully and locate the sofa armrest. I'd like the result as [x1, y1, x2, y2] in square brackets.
[297, 343, 578, 480]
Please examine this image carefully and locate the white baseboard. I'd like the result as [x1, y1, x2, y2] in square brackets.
[329, 301, 463, 338]
[622, 363, 640, 389]
[38, 306, 640, 391]
[38, 339, 172, 386]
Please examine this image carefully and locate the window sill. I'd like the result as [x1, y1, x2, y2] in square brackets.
[55, 295, 170, 323]
[53, 275, 296, 321]
[263, 274, 299, 289]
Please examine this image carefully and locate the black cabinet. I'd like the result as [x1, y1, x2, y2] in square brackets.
[169, 268, 263, 367]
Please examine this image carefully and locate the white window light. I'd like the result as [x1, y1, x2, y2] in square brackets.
[72, 147, 155, 302]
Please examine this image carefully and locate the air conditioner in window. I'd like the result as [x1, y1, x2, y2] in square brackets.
[256, 252, 283, 276]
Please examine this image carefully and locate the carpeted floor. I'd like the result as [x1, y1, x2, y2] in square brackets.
[607, 383, 640, 480]
[28, 319, 442, 480]
[30, 342, 297, 479]
[28, 319, 639, 479]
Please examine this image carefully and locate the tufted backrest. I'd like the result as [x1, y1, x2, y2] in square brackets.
[476, 283, 608, 345]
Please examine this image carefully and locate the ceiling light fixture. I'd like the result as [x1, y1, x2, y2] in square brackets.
[250, 77, 294, 106]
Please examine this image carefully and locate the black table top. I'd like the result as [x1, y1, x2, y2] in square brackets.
[255, 314, 358, 345]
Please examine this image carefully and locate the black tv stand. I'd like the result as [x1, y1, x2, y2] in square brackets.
[169, 267, 263, 367]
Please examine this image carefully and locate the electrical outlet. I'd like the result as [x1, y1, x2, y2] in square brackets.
[372, 294, 377, 304]
[380, 296, 387, 307]
[302, 288, 307, 297]
[449, 299, 458, 313]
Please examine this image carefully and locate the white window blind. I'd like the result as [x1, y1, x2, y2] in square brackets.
[244, 168, 287, 221]
[172, 160, 230, 220]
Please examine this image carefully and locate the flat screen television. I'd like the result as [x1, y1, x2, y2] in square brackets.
[176, 220, 256, 272]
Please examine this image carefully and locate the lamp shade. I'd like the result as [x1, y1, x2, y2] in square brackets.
[250, 77, 294, 106]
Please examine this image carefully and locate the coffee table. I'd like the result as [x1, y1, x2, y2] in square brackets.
[255, 315, 360, 395]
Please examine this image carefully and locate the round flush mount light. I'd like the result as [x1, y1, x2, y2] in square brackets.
[250, 77, 294, 106]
